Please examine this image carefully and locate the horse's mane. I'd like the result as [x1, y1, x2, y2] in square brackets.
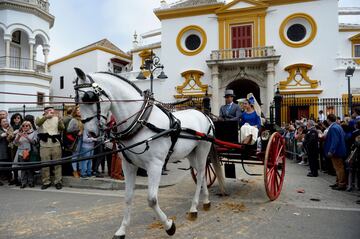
[98, 71, 143, 96]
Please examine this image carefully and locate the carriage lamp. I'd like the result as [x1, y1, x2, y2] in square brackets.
[136, 50, 168, 94]
[345, 66, 355, 115]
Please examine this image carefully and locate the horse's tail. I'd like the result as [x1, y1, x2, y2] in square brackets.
[209, 144, 226, 195]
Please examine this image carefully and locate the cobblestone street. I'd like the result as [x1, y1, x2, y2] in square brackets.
[1, 160, 360, 239]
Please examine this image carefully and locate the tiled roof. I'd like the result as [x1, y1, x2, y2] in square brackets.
[72, 38, 128, 56]
[167, 0, 222, 10]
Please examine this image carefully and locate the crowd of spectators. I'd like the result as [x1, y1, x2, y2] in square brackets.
[0, 106, 123, 190]
[283, 108, 360, 191]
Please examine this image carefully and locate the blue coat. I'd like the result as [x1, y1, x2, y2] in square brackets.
[324, 123, 347, 158]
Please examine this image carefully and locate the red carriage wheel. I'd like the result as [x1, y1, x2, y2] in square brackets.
[191, 161, 217, 188]
[264, 132, 286, 201]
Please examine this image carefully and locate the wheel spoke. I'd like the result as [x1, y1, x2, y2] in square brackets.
[275, 145, 284, 164]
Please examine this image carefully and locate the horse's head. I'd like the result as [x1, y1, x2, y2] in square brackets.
[74, 68, 110, 137]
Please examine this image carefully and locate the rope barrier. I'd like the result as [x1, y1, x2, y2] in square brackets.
[0, 91, 74, 99]
[0, 129, 173, 171]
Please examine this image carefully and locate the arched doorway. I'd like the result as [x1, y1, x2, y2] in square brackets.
[226, 79, 261, 105]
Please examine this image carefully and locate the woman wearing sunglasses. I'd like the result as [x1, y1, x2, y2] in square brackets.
[14, 121, 37, 188]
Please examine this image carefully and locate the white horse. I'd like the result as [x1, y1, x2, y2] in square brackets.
[74, 68, 225, 239]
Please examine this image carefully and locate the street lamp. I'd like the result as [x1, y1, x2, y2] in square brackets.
[345, 66, 355, 115]
[136, 50, 168, 94]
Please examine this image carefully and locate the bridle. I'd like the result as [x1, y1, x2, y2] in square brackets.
[74, 74, 109, 131]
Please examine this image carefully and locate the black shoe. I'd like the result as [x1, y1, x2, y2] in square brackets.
[28, 183, 34, 188]
[55, 183, 62, 190]
[15, 181, 21, 186]
[0, 181, 3, 186]
[95, 173, 104, 178]
[329, 184, 338, 188]
[307, 173, 317, 177]
[20, 184, 26, 189]
[41, 184, 51, 190]
[332, 186, 346, 191]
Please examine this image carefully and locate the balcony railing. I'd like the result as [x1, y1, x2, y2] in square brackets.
[0, 56, 46, 73]
[336, 57, 360, 70]
[3, 0, 50, 12]
[210, 46, 276, 61]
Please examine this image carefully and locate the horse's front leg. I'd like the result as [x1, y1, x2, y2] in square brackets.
[147, 163, 176, 236]
[113, 158, 137, 239]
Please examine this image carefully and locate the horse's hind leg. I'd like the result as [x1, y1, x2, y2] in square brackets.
[202, 173, 211, 211]
[188, 144, 208, 219]
[113, 159, 137, 239]
[147, 163, 176, 236]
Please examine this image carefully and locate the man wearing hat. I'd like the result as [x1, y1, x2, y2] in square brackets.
[219, 89, 242, 121]
[36, 105, 65, 190]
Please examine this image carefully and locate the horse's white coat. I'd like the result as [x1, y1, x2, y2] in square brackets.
[77, 72, 225, 238]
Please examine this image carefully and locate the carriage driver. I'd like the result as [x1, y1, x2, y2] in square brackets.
[36, 105, 65, 190]
[219, 89, 242, 122]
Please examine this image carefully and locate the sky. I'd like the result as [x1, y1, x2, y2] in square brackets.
[48, 0, 360, 61]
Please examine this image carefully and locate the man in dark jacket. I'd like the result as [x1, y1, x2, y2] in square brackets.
[324, 114, 347, 190]
[219, 89, 241, 122]
[304, 120, 319, 177]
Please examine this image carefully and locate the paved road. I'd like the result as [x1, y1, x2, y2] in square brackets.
[1, 160, 360, 239]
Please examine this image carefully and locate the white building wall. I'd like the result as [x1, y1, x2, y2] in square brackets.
[148, 14, 218, 102]
[50, 51, 99, 103]
[96, 51, 116, 72]
[0, 74, 50, 110]
[338, 31, 357, 58]
[266, 0, 339, 98]
[0, 9, 51, 37]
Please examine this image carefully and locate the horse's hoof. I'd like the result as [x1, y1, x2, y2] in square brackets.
[112, 235, 125, 239]
[166, 221, 176, 236]
[203, 202, 211, 211]
[187, 211, 198, 221]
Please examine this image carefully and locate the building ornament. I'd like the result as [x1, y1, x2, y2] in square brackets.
[175, 70, 209, 98]
[279, 63, 319, 90]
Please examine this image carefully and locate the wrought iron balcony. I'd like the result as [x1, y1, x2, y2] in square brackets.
[1, 0, 50, 12]
[0, 56, 46, 74]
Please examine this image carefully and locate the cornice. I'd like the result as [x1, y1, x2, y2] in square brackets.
[0, 69, 52, 81]
[262, 0, 316, 6]
[154, 3, 224, 20]
[0, 0, 55, 28]
[48, 46, 132, 67]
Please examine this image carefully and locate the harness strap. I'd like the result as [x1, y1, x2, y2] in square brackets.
[155, 105, 182, 166]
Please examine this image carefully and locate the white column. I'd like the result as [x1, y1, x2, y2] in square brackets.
[43, 46, 50, 73]
[29, 38, 35, 70]
[266, 62, 275, 117]
[211, 64, 220, 115]
[4, 35, 11, 68]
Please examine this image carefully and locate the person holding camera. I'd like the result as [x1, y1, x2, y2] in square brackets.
[14, 121, 37, 188]
[36, 106, 64, 190]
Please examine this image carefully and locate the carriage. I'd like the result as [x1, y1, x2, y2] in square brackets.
[70, 69, 287, 238]
[190, 120, 286, 201]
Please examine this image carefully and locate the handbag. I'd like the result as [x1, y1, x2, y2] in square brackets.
[22, 149, 30, 161]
